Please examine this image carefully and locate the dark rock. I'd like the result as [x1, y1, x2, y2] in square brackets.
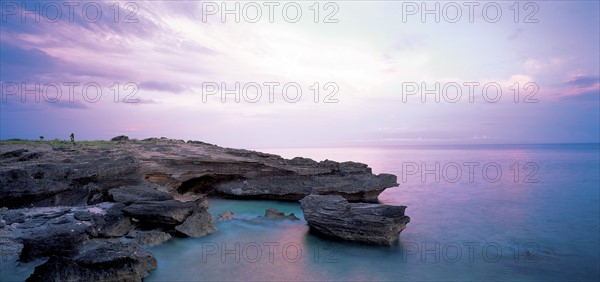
[74, 211, 93, 221]
[0, 154, 140, 209]
[19, 221, 89, 262]
[135, 230, 172, 246]
[125, 230, 138, 238]
[300, 195, 410, 246]
[264, 208, 299, 220]
[91, 208, 132, 238]
[26, 241, 157, 282]
[1, 210, 27, 224]
[109, 185, 173, 205]
[174, 202, 215, 237]
[123, 200, 196, 226]
[111, 135, 129, 141]
[217, 211, 235, 221]
[17, 152, 43, 162]
[0, 149, 28, 159]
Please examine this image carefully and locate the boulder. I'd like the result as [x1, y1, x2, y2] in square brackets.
[174, 203, 215, 237]
[300, 195, 410, 246]
[26, 241, 157, 282]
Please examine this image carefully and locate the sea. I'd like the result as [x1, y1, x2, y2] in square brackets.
[2, 144, 599, 281]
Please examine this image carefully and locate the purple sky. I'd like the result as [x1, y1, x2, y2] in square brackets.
[1, 1, 598, 148]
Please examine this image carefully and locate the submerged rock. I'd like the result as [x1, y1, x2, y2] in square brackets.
[264, 208, 299, 220]
[217, 211, 235, 221]
[26, 241, 157, 282]
[300, 195, 410, 246]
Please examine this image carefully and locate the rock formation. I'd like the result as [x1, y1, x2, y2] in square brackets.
[1, 139, 398, 209]
[300, 195, 410, 246]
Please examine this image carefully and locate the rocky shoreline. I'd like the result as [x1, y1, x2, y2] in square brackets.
[0, 138, 409, 281]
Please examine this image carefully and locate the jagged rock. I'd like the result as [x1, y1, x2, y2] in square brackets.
[217, 211, 235, 221]
[0, 152, 140, 209]
[109, 185, 173, 205]
[174, 202, 215, 237]
[91, 205, 132, 237]
[135, 230, 172, 246]
[26, 241, 157, 282]
[300, 195, 410, 246]
[123, 200, 196, 226]
[264, 208, 299, 220]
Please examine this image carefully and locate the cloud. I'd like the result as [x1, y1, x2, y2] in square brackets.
[139, 81, 186, 93]
[565, 75, 600, 88]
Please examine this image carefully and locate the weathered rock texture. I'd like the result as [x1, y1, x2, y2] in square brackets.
[26, 241, 157, 282]
[1, 139, 398, 208]
[300, 195, 410, 246]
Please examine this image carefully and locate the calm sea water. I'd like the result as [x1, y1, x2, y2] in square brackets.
[3, 144, 599, 281]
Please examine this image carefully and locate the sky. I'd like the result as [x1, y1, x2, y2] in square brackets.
[1, 1, 599, 148]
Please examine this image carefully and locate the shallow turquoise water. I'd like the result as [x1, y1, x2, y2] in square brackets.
[147, 144, 600, 281]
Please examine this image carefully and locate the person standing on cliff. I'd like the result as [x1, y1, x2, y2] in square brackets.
[70, 133, 75, 145]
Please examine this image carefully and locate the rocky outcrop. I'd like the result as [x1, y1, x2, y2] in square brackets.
[300, 195, 410, 246]
[26, 241, 157, 282]
[1, 139, 398, 208]
[0, 145, 140, 209]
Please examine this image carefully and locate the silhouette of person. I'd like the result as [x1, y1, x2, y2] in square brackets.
[70, 133, 75, 144]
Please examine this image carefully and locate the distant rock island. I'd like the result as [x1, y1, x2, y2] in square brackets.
[0, 137, 408, 281]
